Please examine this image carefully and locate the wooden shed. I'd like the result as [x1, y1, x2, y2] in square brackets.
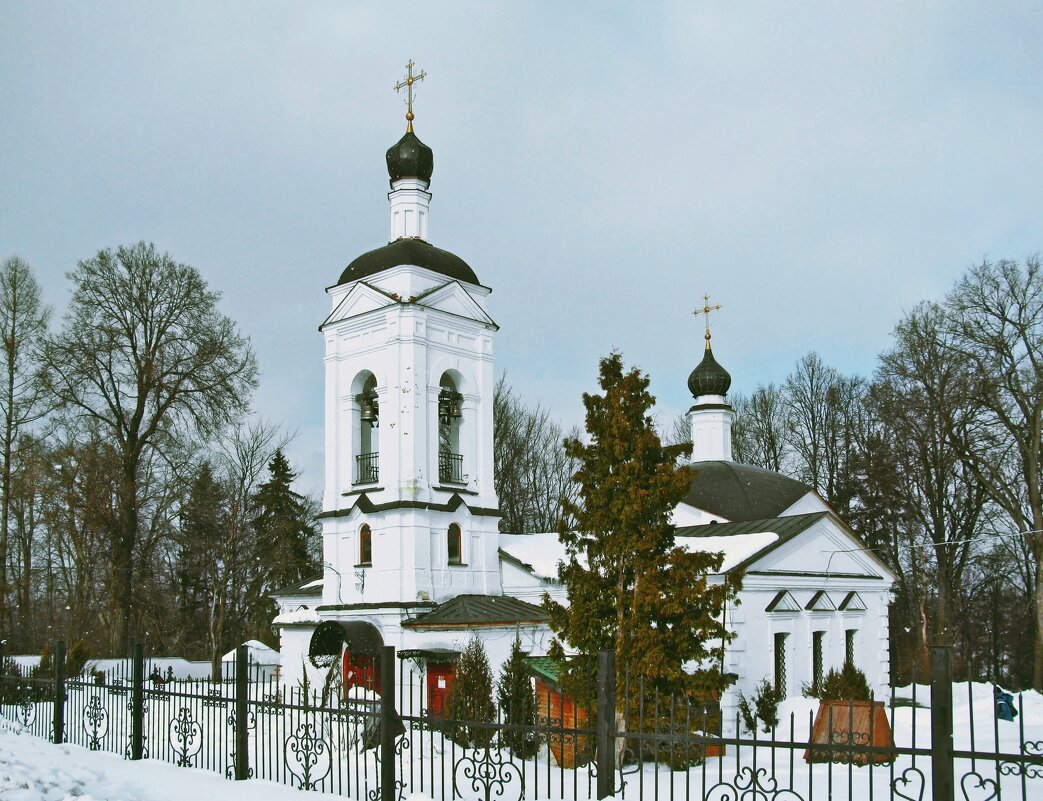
[525, 656, 592, 769]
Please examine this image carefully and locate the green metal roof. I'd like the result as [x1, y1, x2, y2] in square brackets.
[676, 512, 829, 573]
[677, 512, 826, 540]
[524, 655, 562, 685]
[402, 594, 550, 630]
[270, 573, 323, 597]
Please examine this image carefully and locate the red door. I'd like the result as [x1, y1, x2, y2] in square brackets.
[427, 662, 456, 716]
[343, 648, 380, 695]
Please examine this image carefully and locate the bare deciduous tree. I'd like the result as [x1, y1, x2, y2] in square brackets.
[493, 376, 578, 533]
[877, 302, 989, 650]
[0, 257, 50, 636]
[938, 257, 1043, 688]
[45, 242, 258, 653]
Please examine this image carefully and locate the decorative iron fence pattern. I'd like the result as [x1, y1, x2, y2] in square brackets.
[2, 643, 1043, 801]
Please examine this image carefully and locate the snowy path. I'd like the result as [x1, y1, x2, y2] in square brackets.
[0, 724, 343, 801]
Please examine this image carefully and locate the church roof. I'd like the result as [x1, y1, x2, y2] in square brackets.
[682, 461, 811, 521]
[338, 238, 481, 287]
[271, 573, 324, 597]
[402, 594, 550, 629]
[675, 512, 829, 572]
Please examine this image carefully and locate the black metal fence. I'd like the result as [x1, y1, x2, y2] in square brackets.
[2, 642, 1042, 801]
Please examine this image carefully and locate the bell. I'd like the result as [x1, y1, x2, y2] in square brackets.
[438, 391, 452, 422]
[359, 394, 378, 425]
[450, 395, 463, 419]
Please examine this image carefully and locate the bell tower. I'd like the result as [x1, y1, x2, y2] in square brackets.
[318, 65, 501, 609]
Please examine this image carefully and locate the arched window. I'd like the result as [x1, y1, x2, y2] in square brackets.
[358, 524, 372, 566]
[447, 524, 462, 565]
[438, 374, 463, 484]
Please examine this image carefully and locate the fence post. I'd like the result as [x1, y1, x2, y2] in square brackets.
[234, 644, 249, 780]
[930, 644, 954, 801]
[52, 640, 65, 744]
[380, 645, 396, 801]
[131, 643, 144, 759]
[596, 649, 616, 800]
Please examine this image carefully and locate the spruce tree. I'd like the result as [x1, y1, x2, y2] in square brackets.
[249, 450, 319, 635]
[445, 636, 496, 748]
[546, 353, 739, 700]
[497, 633, 537, 756]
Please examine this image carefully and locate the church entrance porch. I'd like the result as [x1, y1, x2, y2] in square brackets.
[308, 620, 383, 696]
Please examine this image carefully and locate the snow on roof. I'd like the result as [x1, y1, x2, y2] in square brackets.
[500, 529, 780, 580]
[222, 640, 281, 664]
[676, 532, 779, 572]
[273, 607, 321, 626]
[499, 533, 565, 580]
[301, 578, 324, 589]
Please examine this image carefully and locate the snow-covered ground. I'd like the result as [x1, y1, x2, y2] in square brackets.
[0, 721, 343, 801]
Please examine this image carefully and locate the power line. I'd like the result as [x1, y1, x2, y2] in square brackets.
[823, 527, 1043, 577]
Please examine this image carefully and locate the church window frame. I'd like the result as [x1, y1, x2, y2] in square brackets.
[812, 630, 825, 695]
[447, 523, 464, 566]
[845, 628, 856, 667]
[358, 524, 373, 567]
[774, 632, 788, 695]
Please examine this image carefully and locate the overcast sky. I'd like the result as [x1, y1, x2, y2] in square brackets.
[3, 2, 1042, 496]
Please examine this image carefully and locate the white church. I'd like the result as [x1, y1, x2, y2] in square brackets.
[273, 93, 895, 728]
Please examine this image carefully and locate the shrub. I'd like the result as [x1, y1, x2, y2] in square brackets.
[445, 636, 496, 748]
[819, 664, 871, 702]
[66, 640, 92, 678]
[37, 644, 53, 678]
[496, 634, 537, 757]
[738, 678, 785, 733]
[737, 691, 757, 734]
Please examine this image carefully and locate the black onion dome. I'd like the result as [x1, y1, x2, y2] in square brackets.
[386, 130, 433, 183]
[688, 345, 732, 398]
[339, 238, 480, 286]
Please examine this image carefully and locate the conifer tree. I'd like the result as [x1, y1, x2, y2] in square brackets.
[546, 353, 738, 700]
[249, 450, 319, 636]
[496, 633, 537, 756]
[445, 636, 496, 748]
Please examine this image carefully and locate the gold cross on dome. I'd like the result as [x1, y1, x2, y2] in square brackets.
[394, 60, 427, 132]
[694, 294, 721, 349]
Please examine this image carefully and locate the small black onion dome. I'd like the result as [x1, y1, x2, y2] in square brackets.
[688, 345, 732, 398]
[386, 130, 433, 183]
[339, 238, 480, 286]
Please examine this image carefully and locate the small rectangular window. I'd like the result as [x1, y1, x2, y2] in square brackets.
[812, 631, 825, 695]
[845, 629, 856, 666]
[774, 632, 788, 695]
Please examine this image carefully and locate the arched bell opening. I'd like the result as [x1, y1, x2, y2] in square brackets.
[437, 373, 464, 484]
[352, 371, 379, 485]
[309, 620, 384, 695]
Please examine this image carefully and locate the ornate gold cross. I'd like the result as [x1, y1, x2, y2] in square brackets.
[394, 60, 427, 132]
[694, 294, 721, 349]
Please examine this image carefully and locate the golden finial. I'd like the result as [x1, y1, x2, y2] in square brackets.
[694, 294, 721, 351]
[394, 60, 427, 133]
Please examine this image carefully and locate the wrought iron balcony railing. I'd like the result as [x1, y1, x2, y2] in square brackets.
[354, 452, 379, 485]
[438, 451, 463, 484]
